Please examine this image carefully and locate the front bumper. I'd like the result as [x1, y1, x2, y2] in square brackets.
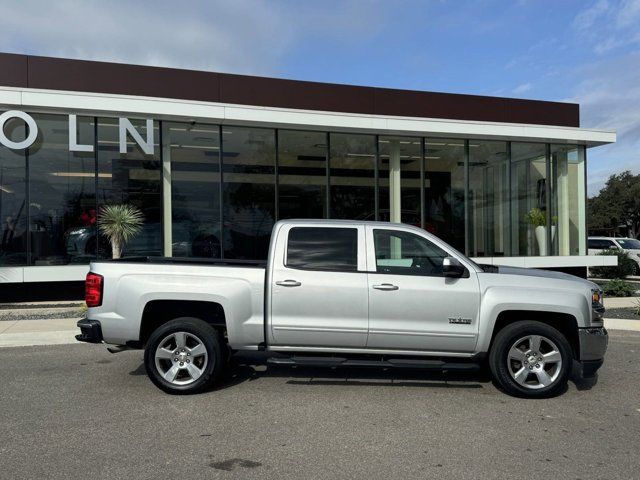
[576, 327, 608, 378]
[579, 327, 608, 361]
[76, 319, 103, 344]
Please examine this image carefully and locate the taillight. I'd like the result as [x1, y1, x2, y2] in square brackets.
[85, 273, 103, 307]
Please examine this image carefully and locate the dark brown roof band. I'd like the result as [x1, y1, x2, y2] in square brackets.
[0, 52, 579, 127]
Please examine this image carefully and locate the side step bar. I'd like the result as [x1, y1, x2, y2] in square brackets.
[267, 356, 480, 371]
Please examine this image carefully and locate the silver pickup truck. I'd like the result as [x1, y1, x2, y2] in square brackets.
[77, 220, 608, 398]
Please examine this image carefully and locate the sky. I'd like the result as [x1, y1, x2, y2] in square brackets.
[0, 0, 638, 195]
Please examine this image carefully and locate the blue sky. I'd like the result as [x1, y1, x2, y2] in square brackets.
[0, 0, 638, 194]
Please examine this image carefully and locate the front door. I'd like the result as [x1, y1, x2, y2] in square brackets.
[269, 224, 369, 348]
[366, 226, 480, 353]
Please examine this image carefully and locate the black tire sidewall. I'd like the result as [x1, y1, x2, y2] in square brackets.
[144, 317, 223, 395]
[489, 321, 572, 398]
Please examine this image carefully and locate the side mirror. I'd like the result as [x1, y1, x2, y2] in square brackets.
[442, 257, 466, 278]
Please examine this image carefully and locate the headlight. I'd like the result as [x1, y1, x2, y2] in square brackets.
[592, 290, 602, 305]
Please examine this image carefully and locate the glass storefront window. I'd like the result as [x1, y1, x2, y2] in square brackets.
[0, 119, 27, 266]
[97, 118, 161, 258]
[511, 142, 548, 256]
[222, 126, 276, 259]
[424, 139, 466, 252]
[378, 136, 422, 226]
[551, 145, 586, 255]
[329, 133, 376, 221]
[165, 122, 221, 258]
[469, 141, 509, 257]
[278, 130, 327, 219]
[29, 114, 96, 265]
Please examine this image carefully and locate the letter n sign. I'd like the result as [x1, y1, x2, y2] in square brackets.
[119, 118, 154, 155]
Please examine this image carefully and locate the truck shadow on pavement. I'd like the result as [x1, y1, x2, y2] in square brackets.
[128, 353, 596, 396]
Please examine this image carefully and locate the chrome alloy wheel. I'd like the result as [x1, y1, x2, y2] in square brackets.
[154, 332, 209, 386]
[506, 335, 562, 390]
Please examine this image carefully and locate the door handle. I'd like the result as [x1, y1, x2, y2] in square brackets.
[276, 279, 302, 287]
[372, 283, 399, 291]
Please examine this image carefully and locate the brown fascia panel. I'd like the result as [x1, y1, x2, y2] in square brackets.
[0, 52, 28, 88]
[27, 55, 221, 103]
[0, 53, 580, 127]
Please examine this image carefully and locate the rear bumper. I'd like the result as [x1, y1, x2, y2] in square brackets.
[76, 319, 103, 344]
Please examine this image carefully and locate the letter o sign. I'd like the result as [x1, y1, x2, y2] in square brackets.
[0, 110, 38, 150]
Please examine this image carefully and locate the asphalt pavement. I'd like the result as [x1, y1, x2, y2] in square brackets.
[1, 331, 639, 480]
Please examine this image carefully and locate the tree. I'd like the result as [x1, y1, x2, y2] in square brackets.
[589, 171, 640, 238]
[98, 204, 144, 259]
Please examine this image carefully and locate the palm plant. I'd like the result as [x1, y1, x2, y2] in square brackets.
[98, 204, 144, 259]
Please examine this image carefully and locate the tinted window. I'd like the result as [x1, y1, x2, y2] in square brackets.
[616, 239, 640, 249]
[589, 239, 615, 249]
[374, 229, 448, 276]
[286, 227, 357, 271]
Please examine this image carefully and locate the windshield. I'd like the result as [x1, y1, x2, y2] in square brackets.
[617, 238, 640, 249]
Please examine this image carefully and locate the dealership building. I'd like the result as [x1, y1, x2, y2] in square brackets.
[0, 53, 616, 289]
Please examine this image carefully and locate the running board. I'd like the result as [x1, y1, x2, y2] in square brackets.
[267, 356, 480, 371]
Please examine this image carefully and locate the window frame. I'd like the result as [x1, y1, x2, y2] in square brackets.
[365, 225, 472, 278]
[283, 224, 366, 273]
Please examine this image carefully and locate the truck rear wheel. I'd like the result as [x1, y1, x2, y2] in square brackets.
[144, 317, 224, 395]
[489, 321, 572, 398]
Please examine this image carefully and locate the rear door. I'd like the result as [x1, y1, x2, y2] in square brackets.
[268, 224, 369, 348]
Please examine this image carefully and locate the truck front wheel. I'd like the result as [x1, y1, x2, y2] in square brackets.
[489, 321, 572, 398]
[144, 317, 224, 395]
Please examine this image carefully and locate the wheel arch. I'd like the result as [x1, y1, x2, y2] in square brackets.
[140, 300, 227, 346]
[488, 310, 580, 359]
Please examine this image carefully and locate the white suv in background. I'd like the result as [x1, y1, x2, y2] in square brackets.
[588, 236, 640, 276]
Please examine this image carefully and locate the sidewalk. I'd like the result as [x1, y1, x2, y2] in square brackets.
[0, 317, 81, 347]
[0, 308, 638, 348]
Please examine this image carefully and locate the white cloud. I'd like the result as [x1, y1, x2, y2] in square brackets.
[0, 0, 386, 76]
[569, 52, 640, 194]
[616, 0, 640, 26]
[572, 0, 611, 30]
[512, 82, 532, 94]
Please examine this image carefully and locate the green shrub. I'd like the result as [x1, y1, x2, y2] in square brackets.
[602, 279, 636, 297]
[590, 250, 635, 279]
[635, 298, 640, 317]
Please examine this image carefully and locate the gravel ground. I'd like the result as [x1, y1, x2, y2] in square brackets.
[0, 331, 639, 480]
[605, 308, 640, 319]
[0, 310, 84, 321]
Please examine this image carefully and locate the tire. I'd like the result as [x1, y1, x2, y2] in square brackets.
[489, 321, 572, 398]
[631, 262, 639, 277]
[144, 317, 225, 395]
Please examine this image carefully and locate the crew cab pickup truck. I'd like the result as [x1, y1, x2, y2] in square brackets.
[78, 220, 608, 398]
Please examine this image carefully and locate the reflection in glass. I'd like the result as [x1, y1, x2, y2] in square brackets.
[378, 136, 422, 226]
[286, 227, 358, 271]
[28, 114, 96, 265]
[511, 142, 548, 256]
[0, 119, 27, 265]
[551, 145, 586, 256]
[424, 139, 465, 252]
[97, 118, 161, 258]
[329, 133, 375, 221]
[166, 122, 221, 258]
[278, 130, 327, 219]
[469, 141, 509, 256]
[223, 126, 275, 259]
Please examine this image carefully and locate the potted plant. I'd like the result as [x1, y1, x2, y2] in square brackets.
[98, 204, 144, 259]
[524, 208, 556, 255]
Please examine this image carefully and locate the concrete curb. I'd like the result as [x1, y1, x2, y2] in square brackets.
[603, 318, 640, 332]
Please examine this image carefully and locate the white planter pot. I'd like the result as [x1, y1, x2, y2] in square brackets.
[534, 226, 556, 255]
[535, 226, 546, 255]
